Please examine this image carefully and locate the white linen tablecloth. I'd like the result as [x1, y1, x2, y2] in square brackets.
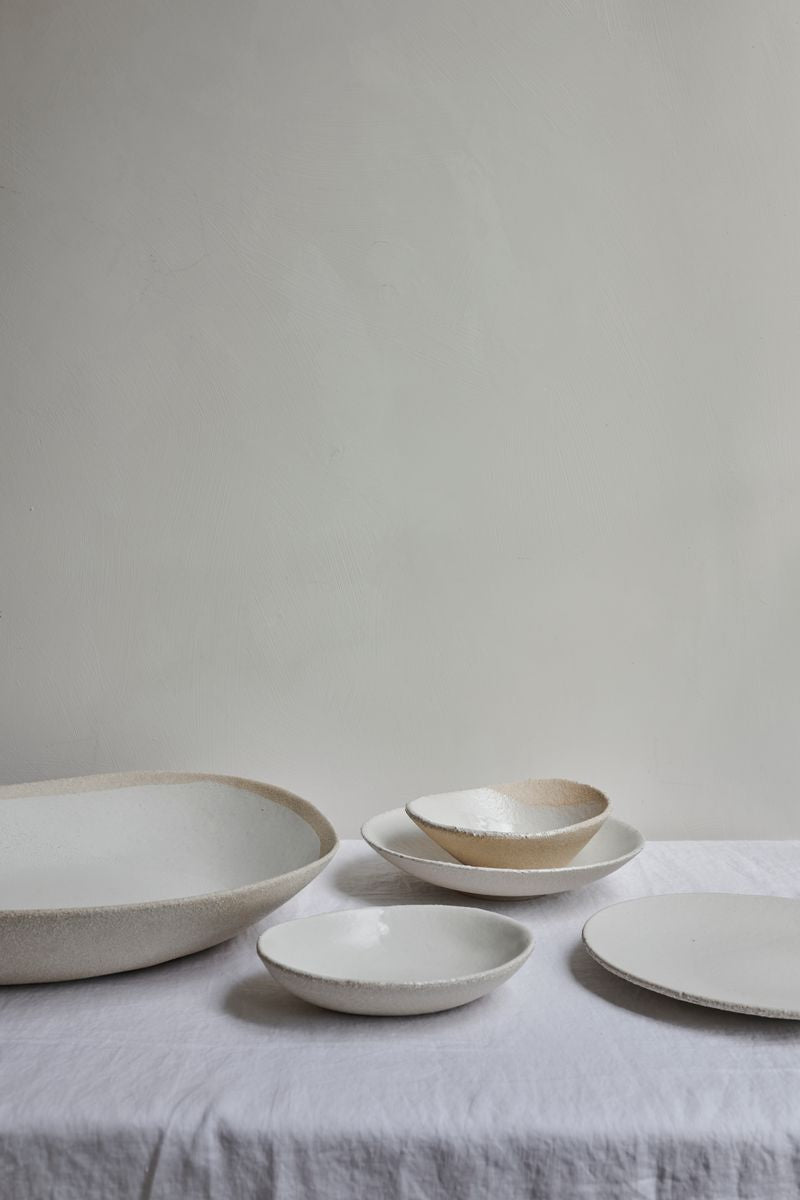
[1, 838, 799, 1200]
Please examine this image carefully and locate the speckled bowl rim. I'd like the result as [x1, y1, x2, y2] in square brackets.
[362, 809, 643, 876]
[406, 779, 610, 843]
[257, 904, 534, 991]
[0, 770, 338, 919]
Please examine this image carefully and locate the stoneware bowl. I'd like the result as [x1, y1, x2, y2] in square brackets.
[406, 779, 610, 869]
[256, 904, 534, 1016]
[0, 771, 338, 984]
[362, 808, 643, 897]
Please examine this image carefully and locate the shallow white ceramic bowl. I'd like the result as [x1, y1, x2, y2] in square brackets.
[0, 771, 337, 984]
[583, 893, 800, 1019]
[362, 808, 643, 897]
[406, 779, 610, 869]
[256, 904, 533, 1016]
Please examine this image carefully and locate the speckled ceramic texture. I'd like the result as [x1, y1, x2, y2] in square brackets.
[406, 779, 610, 869]
[0, 771, 337, 984]
[257, 904, 534, 1016]
[583, 893, 800, 1019]
[362, 808, 644, 897]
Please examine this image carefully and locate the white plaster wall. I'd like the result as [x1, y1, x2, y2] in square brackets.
[2, 0, 799, 838]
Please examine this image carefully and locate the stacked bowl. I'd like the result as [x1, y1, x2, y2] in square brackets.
[363, 778, 643, 898]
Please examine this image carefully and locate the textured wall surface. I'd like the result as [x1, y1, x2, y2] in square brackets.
[2, 0, 799, 837]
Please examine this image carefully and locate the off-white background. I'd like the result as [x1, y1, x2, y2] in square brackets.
[2, 0, 799, 838]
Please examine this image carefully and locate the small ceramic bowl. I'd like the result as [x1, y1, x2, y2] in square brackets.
[406, 778, 610, 869]
[256, 904, 533, 1016]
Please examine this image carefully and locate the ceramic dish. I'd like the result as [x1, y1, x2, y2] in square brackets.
[256, 904, 533, 1015]
[0, 771, 337, 984]
[362, 808, 643, 897]
[406, 779, 610, 868]
[583, 892, 800, 1019]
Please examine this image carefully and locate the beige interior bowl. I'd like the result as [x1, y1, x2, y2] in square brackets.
[406, 778, 610, 869]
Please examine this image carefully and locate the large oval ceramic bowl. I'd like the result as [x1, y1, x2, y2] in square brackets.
[0, 771, 337, 984]
[406, 779, 609, 869]
[257, 904, 533, 1016]
[362, 808, 643, 897]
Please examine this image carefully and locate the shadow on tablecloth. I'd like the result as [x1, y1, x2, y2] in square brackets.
[220, 971, 488, 1036]
[568, 941, 800, 1039]
[326, 854, 574, 917]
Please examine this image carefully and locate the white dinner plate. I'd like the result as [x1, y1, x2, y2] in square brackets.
[362, 808, 643, 898]
[583, 892, 800, 1019]
[257, 904, 533, 1016]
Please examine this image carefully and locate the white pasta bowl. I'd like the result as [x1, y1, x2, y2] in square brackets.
[0, 771, 337, 984]
[406, 779, 610, 869]
[256, 904, 534, 1016]
[362, 808, 643, 897]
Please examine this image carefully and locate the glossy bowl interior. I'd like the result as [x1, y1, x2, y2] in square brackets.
[1, 773, 330, 909]
[406, 778, 609, 868]
[257, 904, 534, 1015]
[0, 771, 337, 983]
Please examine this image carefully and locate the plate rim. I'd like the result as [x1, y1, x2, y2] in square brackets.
[582, 892, 800, 1020]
